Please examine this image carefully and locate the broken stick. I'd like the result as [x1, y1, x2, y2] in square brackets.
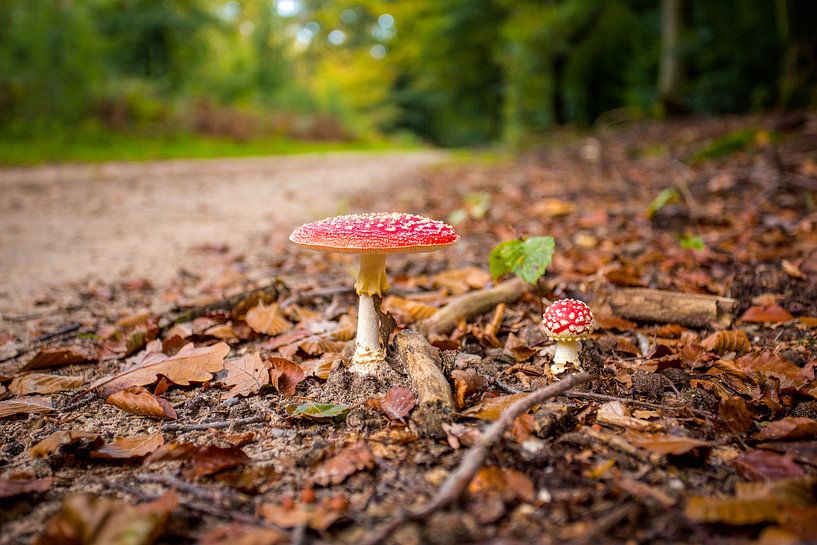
[359, 372, 592, 545]
[394, 330, 454, 437]
[605, 288, 737, 328]
[419, 278, 528, 335]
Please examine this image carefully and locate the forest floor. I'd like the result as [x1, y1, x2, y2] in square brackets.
[1, 113, 816, 545]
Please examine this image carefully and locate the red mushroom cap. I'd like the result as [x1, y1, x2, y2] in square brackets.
[542, 299, 595, 340]
[289, 212, 459, 254]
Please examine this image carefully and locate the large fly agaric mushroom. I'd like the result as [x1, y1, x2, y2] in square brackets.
[542, 299, 595, 375]
[290, 213, 459, 373]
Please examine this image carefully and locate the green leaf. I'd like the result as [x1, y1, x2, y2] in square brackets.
[287, 402, 350, 420]
[489, 236, 555, 284]
[678, 233, 705, 251]
[646, 188, 680, 218]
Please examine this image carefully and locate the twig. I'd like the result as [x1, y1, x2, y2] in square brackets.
[360, 373, 592, 545]
[160, 283, 280, 331]
[133, 473, 226, 503]
[33, 323, 81, 343]
[563, 391, 711, 418]
[280, 285, 353, 309]
[162, 414, 273, 432]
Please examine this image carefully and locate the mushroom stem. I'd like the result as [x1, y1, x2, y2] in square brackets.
[355, 254, 390, 296]
[553, 340, 579, 365]
[352, 293, 385, 371]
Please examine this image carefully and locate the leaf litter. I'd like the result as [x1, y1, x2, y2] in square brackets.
[1, 113, 816, 544]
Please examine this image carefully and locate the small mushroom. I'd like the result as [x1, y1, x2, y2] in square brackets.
[542, 299, 595, 375]
[290, 212, 459, 374]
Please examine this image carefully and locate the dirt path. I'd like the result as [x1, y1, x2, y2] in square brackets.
[0, 150, 445, 309]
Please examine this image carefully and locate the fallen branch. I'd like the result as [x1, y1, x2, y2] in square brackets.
[162, 414, 274, 432]
[394, 330, 454, 437]
[564, 391, 712, 418]
[360, 372, 592, 545]
[604, 288, 737, 328]
[160, 283, 281, 331]
[419, 278, 529, 335]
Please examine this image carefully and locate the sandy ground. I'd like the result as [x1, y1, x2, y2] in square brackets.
[0, 150, 445, 309]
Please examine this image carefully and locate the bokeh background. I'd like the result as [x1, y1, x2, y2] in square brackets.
[1, 0, 816, 163]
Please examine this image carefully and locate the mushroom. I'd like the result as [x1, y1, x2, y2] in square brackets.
[542, 299, 595, 375]
[289, 212, 459, 374]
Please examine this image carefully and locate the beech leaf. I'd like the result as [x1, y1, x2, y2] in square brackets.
[221, 353, 270, 399]
[0, 396, 53, 418]
[105, 386, 177, 419]
[312, 441, 374, 486]
[379, 387, 416, 419]
[488, 236, 555, 284]
[754, 417, 817, 441]
[287, 402, 350, 420]
[91, 433, 165, 459]
[27, 430, 102, 458]
[8, 373, 83, 396]
[268, 357, 305, 397]
[0, 477, 52, 499]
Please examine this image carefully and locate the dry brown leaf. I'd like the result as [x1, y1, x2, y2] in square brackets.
[460, 393, 529, 421]
[312, 441, 374, 486]
[740, 304, 794, 323]
[0, 396, 53, 418]
[701, 330, 751, 355]
[735, 352, 809, 392]
[432, 267, 490, 295]
[203, 323, 238, 340]
[105, 386, 177, 419]
[467, 466, 535, 503]
[297, 336, 348, 356]
[755, 417, 817, 441]
[301, 353, 343, 380]
[8, 373, 83, 395]
[594, 313, 637, 332]
[89, 342, 229, 398]
[685, 478, 816, 527]
[35, 491, 178, 545]
[718, 396, 753, 434]
[24, 347, 95, 370]
[91, 433, 165, 459]
[268, 357, 305, 397]
[246, 303, 292, 335]
[257, 495, 348, 530]
[183, 445, 250, 481]
[451, 369, 489, 409]
[0, 476, 52, 499]
[625, 431, 711, 455]
[221, 353, 270, 399]
[733, 450, 806, 481]
[27, 430, 102, 458]
[596, 401, 660, 432]
[379, 387, 416, 419]
[197, 523, 289, 545]
[382, 295, 438, 322]
[330, 315, 356, 341]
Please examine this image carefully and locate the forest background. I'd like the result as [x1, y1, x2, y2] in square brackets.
[1, 0, 816, 164]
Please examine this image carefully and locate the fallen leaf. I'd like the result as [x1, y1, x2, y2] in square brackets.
[221, 353, 270, 399]
[0, 476, 52, 499]
[451, 369, 489, 409]
[268, 357, 305, 397]
[718, 396, 753, 434]
[758, 441, 817, 467]
[287, 402, 349, 421]
[467, 466, 535, 503]
[312, 441, 374, 486]
[300, 353, 342, 380]
[183, 445, 250, 481]
[735, 352, 809, 392]
[379, 387, 416, 419]
[740, 304, 794, 323]
[460, 393, 528, 421]
[24, 347, 94, 370]
[381, 295, 438, 322]
[432, 267, 490, 295]
[35, 491, 178, 545]
[198, 523, 289, 545]
[91, 433, 165, 459]
[27, 430, 102, 458]
[8, 373, 83, 395]
[596, 401, 659, 432]
[257, 495, 347, 530]
[0, 396, 53, 418]
[246, 303, 291, 335]
[755, 417, 817, 441]
[734, 450, 805, 481]
[106, 386, 177, 419]
[594, 313, 637, 332]
[625, 431, 711, 455]
[89, 342, 229, 398]
[146, 442, 199, 464]
[701, 330, 751, 355]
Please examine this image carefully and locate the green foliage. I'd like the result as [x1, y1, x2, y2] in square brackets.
[689, 129, 771, 162]
[448, 192, 492, 224]
[287, 402, 350, 420]
[489, 236, 555, 285]
[678, 233, 705, 251]
[646, 188, 681, 218]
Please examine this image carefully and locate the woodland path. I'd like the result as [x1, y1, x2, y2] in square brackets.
[0, 150, 445, 309]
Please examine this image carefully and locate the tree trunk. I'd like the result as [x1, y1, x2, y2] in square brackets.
[658, 0, 684, 114]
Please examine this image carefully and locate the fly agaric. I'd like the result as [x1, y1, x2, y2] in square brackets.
[290, 213, 459, 373]
[542, 299, 595, 375]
